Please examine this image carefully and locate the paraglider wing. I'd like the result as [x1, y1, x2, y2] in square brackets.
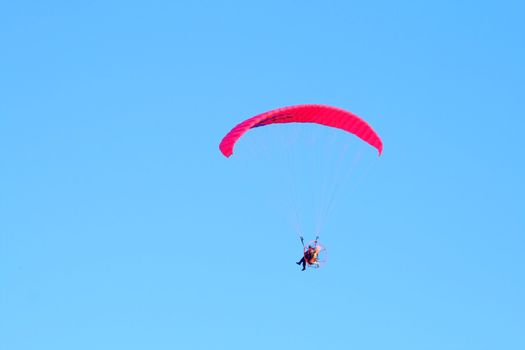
[219, 104, 383, 157]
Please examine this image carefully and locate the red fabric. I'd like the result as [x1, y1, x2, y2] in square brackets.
[219, 104, 383, 157]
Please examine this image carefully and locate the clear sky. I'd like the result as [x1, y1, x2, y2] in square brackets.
[1, 1, 524, 349]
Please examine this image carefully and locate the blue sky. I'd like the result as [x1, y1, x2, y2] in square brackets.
[1, 1, 524, 349]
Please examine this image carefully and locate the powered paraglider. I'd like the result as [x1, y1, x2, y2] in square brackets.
[219, 104, 383, 270]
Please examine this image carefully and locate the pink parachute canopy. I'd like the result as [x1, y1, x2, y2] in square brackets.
[219, 104, 383, 157]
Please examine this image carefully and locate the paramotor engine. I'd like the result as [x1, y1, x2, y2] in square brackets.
[304, 240, 328, 269]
